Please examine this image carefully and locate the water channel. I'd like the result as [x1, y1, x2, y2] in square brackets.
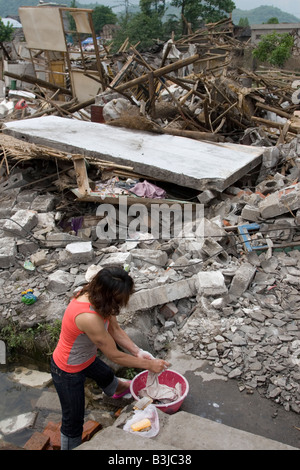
[0, 363, 49, 448]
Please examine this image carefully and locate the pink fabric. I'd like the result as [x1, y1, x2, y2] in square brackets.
[130, 181, 166, 199]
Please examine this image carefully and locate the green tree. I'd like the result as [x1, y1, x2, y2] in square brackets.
[92, 5, 117, 35]
[0, 17, 14, 59]
[170, 0, 236, 34]
[113, 11, 163, 51]
[238, 17, 249, 27]
[252, 31, 294, 67]
[266, 17, 279, 24]
[162, 13, 182, 39]
[140, 0, 166, 16]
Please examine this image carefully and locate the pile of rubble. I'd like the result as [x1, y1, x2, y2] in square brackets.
[0, 13, 300, 416]
[1, 16, 300, 147]
[0, 131, 300, 414]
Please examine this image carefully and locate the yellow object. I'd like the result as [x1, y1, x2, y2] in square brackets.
[130, 418, 151, 432]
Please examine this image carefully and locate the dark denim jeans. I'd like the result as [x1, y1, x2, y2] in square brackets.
[50, 356, 118, 439]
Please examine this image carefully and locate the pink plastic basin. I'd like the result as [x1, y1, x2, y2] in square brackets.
[130, 369, 189, 414]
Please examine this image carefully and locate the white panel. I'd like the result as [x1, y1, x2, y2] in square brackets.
[19, 7, 66, 52]
[71, 70, 102, 102]
[70, 11, 92, 34]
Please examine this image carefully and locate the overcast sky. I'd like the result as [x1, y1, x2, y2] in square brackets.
[78, 0, 300, 19]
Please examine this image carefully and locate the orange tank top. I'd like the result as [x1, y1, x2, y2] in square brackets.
[53, 298, 109, 373]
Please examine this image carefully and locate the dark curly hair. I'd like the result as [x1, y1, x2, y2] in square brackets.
[75, 266, 134, 318]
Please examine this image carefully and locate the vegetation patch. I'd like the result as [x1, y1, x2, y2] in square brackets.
[0, 320, 62, 363]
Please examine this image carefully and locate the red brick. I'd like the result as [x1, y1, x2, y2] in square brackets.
[82, 420, 102, 442]
[24, 432, 50, 451]
[160, 302, 178, 319]
[43, 421, 61, 450]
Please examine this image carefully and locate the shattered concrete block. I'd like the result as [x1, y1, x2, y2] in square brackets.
[123, 276, 197, 312]
[176, 239, 204, 258]
[45, 232, 81, 248]
[195, 271, 227, 297]
[101, 252, 132, 267]
[31, 194, 56, 212]
[17, 240, 37, 255]
[256, 173, 286, 194]
[262, 146, 281, 169]
[154, 333, 168, 351]
[3, 209, 38, 238]
[16, 190, 38, 203]
[36, 212, 56, 230]
[241, 204, 261, 222]
[30, 250, 48, 267]
[201, 237, 227, 262]
[199, 217, 227, 241]
[229, 262, 256, 297]
[197, 190, 218, 204]
[65, 241, 94, 263]
[11, 200, 32, 213]
[85, 264, 102, 282]
[258, 183, 300, 219]
[47, 270, 74, 294]
[0, 237, 17, 268]
[0, 198, 16, 217]
[130, 249, 168, 267]
[0, 171, 29, 191]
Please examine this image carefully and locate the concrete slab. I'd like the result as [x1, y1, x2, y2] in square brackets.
[3, 116, 263, 192]
[8, 367, 52, 388]
[77, 407, 297, 451]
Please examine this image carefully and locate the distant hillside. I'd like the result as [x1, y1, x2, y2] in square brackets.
[232, 5, 300, 25]
[1, 1, 299, 26]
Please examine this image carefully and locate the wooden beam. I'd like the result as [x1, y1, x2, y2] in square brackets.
[114, 54, 201, 93]
[72, 155, 91, 197]
[3, 71, 72, 96]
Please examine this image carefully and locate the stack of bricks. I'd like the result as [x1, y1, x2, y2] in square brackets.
[23, 420, 102, 450]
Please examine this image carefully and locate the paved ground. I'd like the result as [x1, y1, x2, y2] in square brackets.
[78, 345, 299, 450]
[166, 345, 300, 449]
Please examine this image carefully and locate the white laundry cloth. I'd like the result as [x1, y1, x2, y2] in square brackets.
[139, 372, 182, 404]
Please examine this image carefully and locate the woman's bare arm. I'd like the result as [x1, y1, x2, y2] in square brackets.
[75, 312, 169, 373]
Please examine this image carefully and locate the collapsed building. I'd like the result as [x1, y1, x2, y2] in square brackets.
[0, 6, 300, 417]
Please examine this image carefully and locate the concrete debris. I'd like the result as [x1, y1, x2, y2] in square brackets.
[1, 15, 299, 150]
[8, 367, 52, 388]
[3, 209, 38, 238]
[1, 145, 300, 416]
[0, 14, 300, 421]
[0, 412, 37, 436]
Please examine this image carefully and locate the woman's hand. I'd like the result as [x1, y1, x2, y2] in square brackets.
[137, 348, 154, 360]
[147, 358, 170, 374]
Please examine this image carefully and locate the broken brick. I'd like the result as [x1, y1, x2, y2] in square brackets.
[159, 302, 178, 319]
[24, 432, 50, 451]
[82, 420, 102, 442]
[42, 421, 61, 450]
